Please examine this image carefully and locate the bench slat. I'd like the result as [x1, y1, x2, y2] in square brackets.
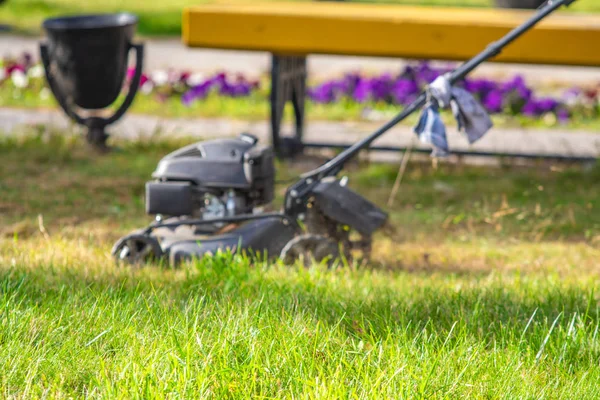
[183, 2, 600, 66]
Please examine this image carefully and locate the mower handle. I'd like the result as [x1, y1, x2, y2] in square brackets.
[284, 0, 577, 216]
[307, 0, 575, 180]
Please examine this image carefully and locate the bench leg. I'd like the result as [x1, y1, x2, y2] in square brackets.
[270, 54, 307, 158]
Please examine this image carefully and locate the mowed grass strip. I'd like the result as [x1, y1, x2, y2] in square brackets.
[1, 132, 600, 398]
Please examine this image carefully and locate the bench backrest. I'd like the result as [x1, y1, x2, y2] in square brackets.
[183, 2, 600, 67]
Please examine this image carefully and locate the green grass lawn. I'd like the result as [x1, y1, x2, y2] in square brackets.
[1, 0, 598, 36]
[1, 131, 600, 397]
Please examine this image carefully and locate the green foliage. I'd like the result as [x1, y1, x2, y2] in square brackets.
[0, 0, 598, 36]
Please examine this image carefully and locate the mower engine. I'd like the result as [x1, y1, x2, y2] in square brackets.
[113, 133, 301, 266]
[145, 133, 274, 224]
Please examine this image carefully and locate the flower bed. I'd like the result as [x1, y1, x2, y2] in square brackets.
[1, 52, 599, 126]
[305, 63, 600, 124]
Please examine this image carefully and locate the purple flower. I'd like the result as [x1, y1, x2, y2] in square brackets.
[522, 100, 539, 116]
[536, 98, 559, 113]
[181, 72, 259, 105]
[501, 75, 532, 101]
[219, 81, 234, 96]
[414, 61, 441, 84]
[371, 75, 393, 102]
[308, 82, 336, 103]
[463, 78, 498, 98]
[515, 86, 532, 101]
[340, 73, 361, 94]
[224, 83, 250, 97]
[516, 97, 561, 117]
[557, 108, 570, 122]
[392, 78, 419, 105]
[213, 72, 227, 87]
[308, 76, 356, 103]
[353, 80, 371, 103]
[562, 87, 581, 106]
[483, 90, 504, 113]
[563, 87, 581, 98]
[501, 75, 524, 91]
[182, 79, 214, 105]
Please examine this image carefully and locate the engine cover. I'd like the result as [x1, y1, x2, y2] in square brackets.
[153, 133, 274, 189]
[145, 133, 275, 217]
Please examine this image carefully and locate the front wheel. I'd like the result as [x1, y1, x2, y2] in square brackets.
[279, 234, 344, 268]
[111, 233, 163, 266]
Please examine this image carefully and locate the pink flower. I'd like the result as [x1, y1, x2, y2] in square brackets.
[583, 89, 597, 101]
[179, 71, 191, 83]
[126, 67, 135, 80]
[6, 64, 25, 75]
[126, 67, 150, 88]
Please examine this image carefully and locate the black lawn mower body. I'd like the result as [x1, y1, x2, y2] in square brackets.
[112, 0, 576, 267]
[112, 133, 387, 266]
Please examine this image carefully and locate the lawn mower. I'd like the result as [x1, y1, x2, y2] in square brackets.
[112, 0, 576, 267]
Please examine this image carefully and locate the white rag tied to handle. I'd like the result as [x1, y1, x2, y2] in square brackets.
[413, 74, 494, 157]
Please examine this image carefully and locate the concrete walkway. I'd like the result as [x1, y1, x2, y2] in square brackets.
[2, 34, 600, 85]
[2, 107, 599, 163]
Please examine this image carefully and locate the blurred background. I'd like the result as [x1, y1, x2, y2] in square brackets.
[0, 0, 598, 36]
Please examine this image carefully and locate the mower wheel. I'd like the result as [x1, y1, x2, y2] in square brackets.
[279, 234, 343, 267]
[111, 232, 163, 266]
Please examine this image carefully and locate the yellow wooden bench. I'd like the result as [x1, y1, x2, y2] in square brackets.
[183, 2, 600, 156]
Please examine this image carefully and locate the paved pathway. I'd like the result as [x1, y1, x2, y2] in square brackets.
[2, 34, 600, 85]
[2, 108, 599, 163]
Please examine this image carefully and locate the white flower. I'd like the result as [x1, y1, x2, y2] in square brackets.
[141, 81, 154, 95]
[0, 68, 6, 81]
[186, 72, 205, 87]
[11, 70, 28, 88]
[151, 70, 168, 86]
[563, 94, 578, 107]
[28, 64, 44, 78]
[40, 87, 51, 100]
